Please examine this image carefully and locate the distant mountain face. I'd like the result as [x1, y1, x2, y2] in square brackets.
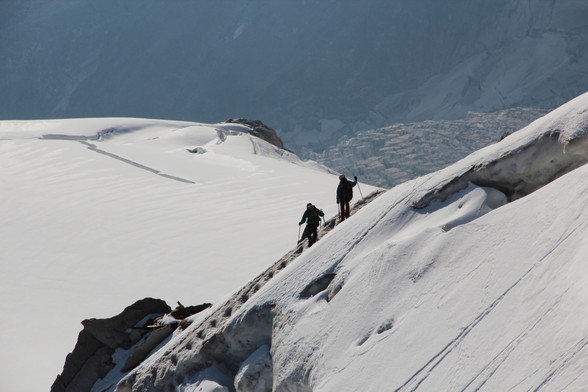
[1, 0, 587, 151]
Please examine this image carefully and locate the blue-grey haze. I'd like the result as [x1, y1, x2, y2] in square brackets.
[1, 0, 587, 151]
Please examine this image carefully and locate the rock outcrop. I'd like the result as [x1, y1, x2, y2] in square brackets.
[51, 298, 171, 392]
[223, 119, 287, 150]
[52, 298, 214, 392]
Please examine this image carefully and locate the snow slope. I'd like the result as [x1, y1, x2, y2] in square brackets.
[0, 118, 376, 392]
[116, 93, 588, 391]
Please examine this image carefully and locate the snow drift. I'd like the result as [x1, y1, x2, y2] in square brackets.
[114, 92, 588, 392]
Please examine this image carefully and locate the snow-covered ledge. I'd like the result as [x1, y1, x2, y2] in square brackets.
[414, 92, 588, 209]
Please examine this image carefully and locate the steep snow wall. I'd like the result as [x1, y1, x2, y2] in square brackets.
[112, 94, 588, 391]
[109, 191, 383, 392]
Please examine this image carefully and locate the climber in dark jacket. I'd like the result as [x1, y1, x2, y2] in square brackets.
[336, 175, 357, 221]
[299, 203, 325, 247]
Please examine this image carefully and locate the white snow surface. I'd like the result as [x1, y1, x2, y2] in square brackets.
[118, 93, 588, 392]
[0, 118, 375, 392]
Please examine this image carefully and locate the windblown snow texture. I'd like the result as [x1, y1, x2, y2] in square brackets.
[113, 94, 588, 391]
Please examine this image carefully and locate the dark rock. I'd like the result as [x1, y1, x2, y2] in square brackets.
[51, 298, 171, 392]
[81, 298, 170, 350]
[50, 330, 114, 392]
[186, 147, 207, 154]
[121, 324, 176, 372]
[224, 118, 288, 151]
[170, 301, 212, 320]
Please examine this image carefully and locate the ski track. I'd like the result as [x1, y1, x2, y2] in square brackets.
[393, 221, 584, 392]
[79, 141, 196, 184]
[531, 337, 588, 392]
[457, 290, 566, 392]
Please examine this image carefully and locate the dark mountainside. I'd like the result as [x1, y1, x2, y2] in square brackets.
[1, 1, 587, 151]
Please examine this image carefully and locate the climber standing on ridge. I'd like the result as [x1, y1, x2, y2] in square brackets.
[337, 174, 357, 222]
[299, 203, 325, 247]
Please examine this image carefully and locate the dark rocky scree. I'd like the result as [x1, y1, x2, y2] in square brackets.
[51, 298, 211, 392]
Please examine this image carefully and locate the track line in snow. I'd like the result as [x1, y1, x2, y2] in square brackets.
[532, 337, 588, 392]
[457, 290, 567, 392]
[79, 141, 196, 184]
[394, 221, 584, 392]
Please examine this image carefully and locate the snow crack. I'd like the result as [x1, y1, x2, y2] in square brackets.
[79, 141, 196, 184]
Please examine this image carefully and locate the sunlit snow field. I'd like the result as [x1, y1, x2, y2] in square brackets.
[0, 118, 376, 392]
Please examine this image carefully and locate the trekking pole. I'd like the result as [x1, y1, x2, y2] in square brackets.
[357, 180, 364, 199]
[297, 224, 301, 244]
